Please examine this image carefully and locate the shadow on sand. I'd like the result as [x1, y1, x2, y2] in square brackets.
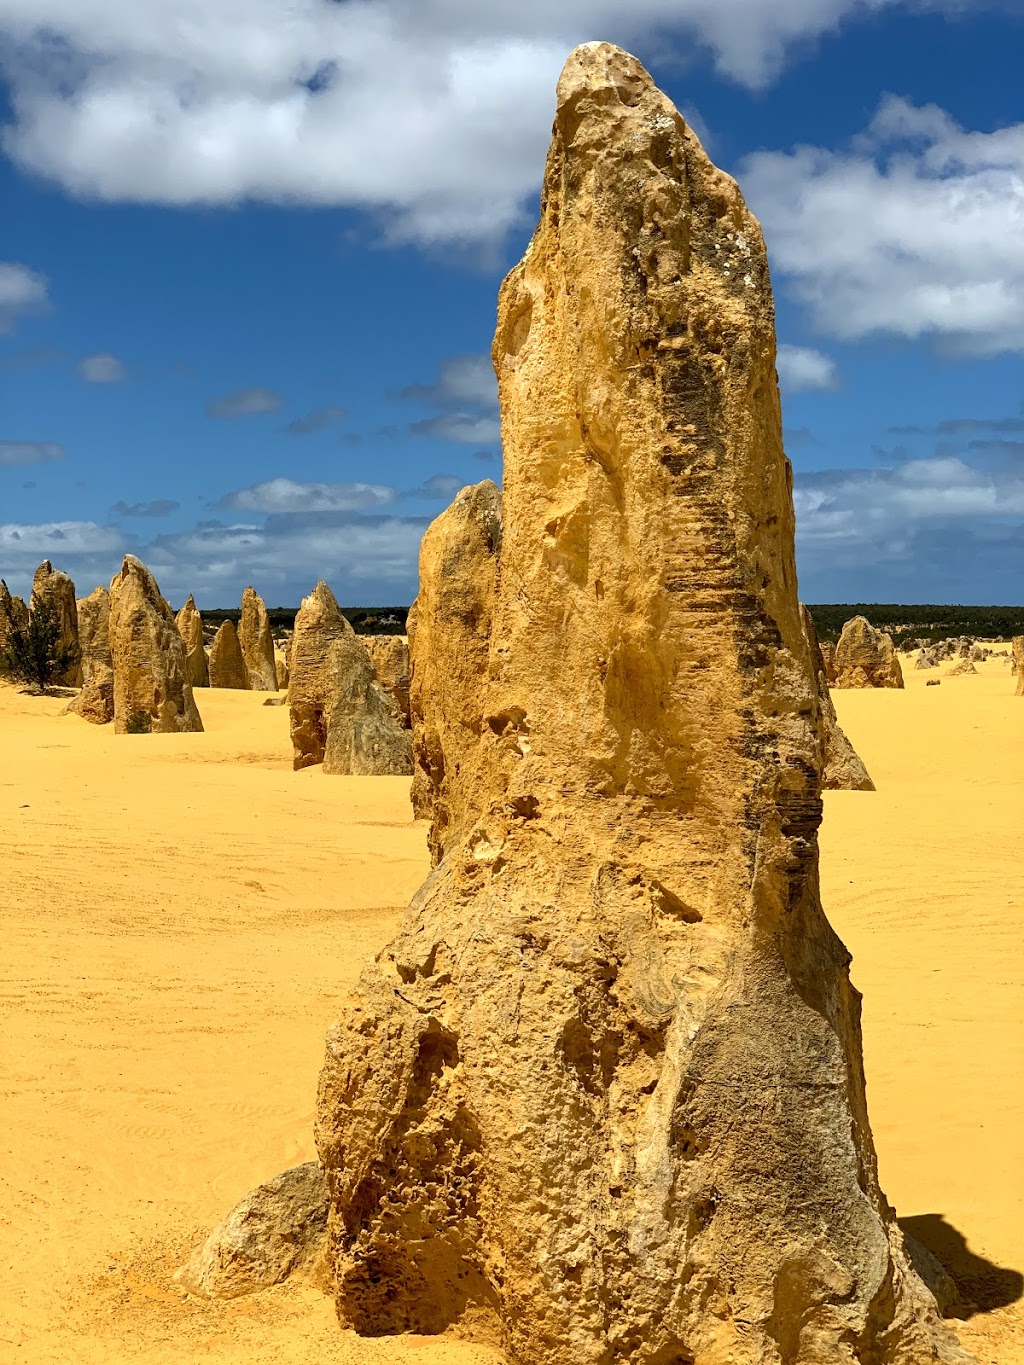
[900, 1213, 1024, 1318]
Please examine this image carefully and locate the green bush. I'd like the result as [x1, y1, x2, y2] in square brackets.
[0, 600, 80, 692]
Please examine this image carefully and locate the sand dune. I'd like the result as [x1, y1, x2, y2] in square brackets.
[0, 654, 1020, 1362]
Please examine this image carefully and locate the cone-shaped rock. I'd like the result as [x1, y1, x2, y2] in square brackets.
[289, 581, 412, 774]
[66, 586, 114, 725]
[176, 595, 209, 689]
[802, 605, 874, 791]
[30, 560, 82, 686]
[1013, 636, 1023, 695]
[208, 621, 249, 690]
[315, 44, 966, 1365]
[408, 479, 502, 853]
[109, 556, 203, 734]
[833, 615, 904, 689]
[289, 582, 354, 769]
[363, 635, 412, 726]
[239, 585, 277, 691]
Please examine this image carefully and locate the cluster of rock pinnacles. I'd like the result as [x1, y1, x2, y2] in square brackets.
[1, 561, 412, 772]
[3, 41, 1004, 1363]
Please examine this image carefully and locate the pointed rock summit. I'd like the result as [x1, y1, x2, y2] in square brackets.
[239, 585, 277, 691]
[208, 620, 249, 690]
[109, 556, 203, 733]
[31, 560, 82, 686]
[315, 44, 967, 1365]
[833, 615, 904, 689]
[176, 595, 209, 689]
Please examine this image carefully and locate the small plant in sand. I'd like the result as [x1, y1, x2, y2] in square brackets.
[0, 600, 80, 693]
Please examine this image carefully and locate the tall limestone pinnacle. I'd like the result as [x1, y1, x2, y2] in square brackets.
[316, 44, 970, 1365]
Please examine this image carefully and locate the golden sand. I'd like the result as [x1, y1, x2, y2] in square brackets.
[0, 651, 1020, 1363]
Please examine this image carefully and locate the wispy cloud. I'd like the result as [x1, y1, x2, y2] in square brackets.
[220, 478, 395, 513]
[206, 386, 284, 418]
[285, 404, 347, 436]
[0, 261, 49, 332]
[0, 440, 66, 466]
[111, 499, 180, 518]
[77, 351, 127, 383]
[406, 353, 501, 446]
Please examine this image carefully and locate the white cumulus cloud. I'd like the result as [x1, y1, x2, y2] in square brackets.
[221, 478, 396, 513]
[0, 0, 993, 244]
[776, 344, 839, 392]
[743, 95, 1024, 355]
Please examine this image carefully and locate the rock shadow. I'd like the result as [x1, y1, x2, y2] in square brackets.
[899, 1213, 1024, 1317]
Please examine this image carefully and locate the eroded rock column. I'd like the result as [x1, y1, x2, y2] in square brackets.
[315, 43, 968, 1365]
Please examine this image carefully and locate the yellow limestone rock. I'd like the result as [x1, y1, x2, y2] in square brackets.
[239, 585, 277, 691]
[802, 605, 874, 791]
[1012, 635, 1023, 695]
[363, 635, 412, 726]
[30, 559, 82, 686]
[65, 586, 114, 724]
[315, 45, 966, 1365]
[109, 556, 203, 734]
[175, 594, 209, 689]
[208, 620, 249, 690]
[408, 479, 503, 854]
[0, 579, 28, 677]
[833, 615, 904, 689]
[289, 581, 411, 775]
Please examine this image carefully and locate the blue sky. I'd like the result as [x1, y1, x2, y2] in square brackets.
[1, 1, 1022, 608]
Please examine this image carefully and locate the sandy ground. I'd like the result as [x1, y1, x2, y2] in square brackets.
[0, 649, 1020, 1363]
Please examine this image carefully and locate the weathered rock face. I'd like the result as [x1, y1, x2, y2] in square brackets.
[109, 556, 203, 734]
[275, 653, 289, 691]
[30, 560, 82, 686]
[819, 637, 837, 685]
[66, 586, 114, 725]
[289, 582, 354, 769]
[833, 615, 905, 689]
[208, 621, 249, 690]
[1013, 636, 1024, 695]
[316, 46, 964, 1365]
[407, 480, 503, 852]
[802, 606, 874, 791]
[945, 658, 977, 677]
[322, 634, 413, 777]
[176, 595, 209, 689]
[0, 579, 27, 676]
[175, 1163, 328, 1299]
[239, 586, 278, 691]
[364, 635, 412, 726]
[288, 581, 412, 775]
